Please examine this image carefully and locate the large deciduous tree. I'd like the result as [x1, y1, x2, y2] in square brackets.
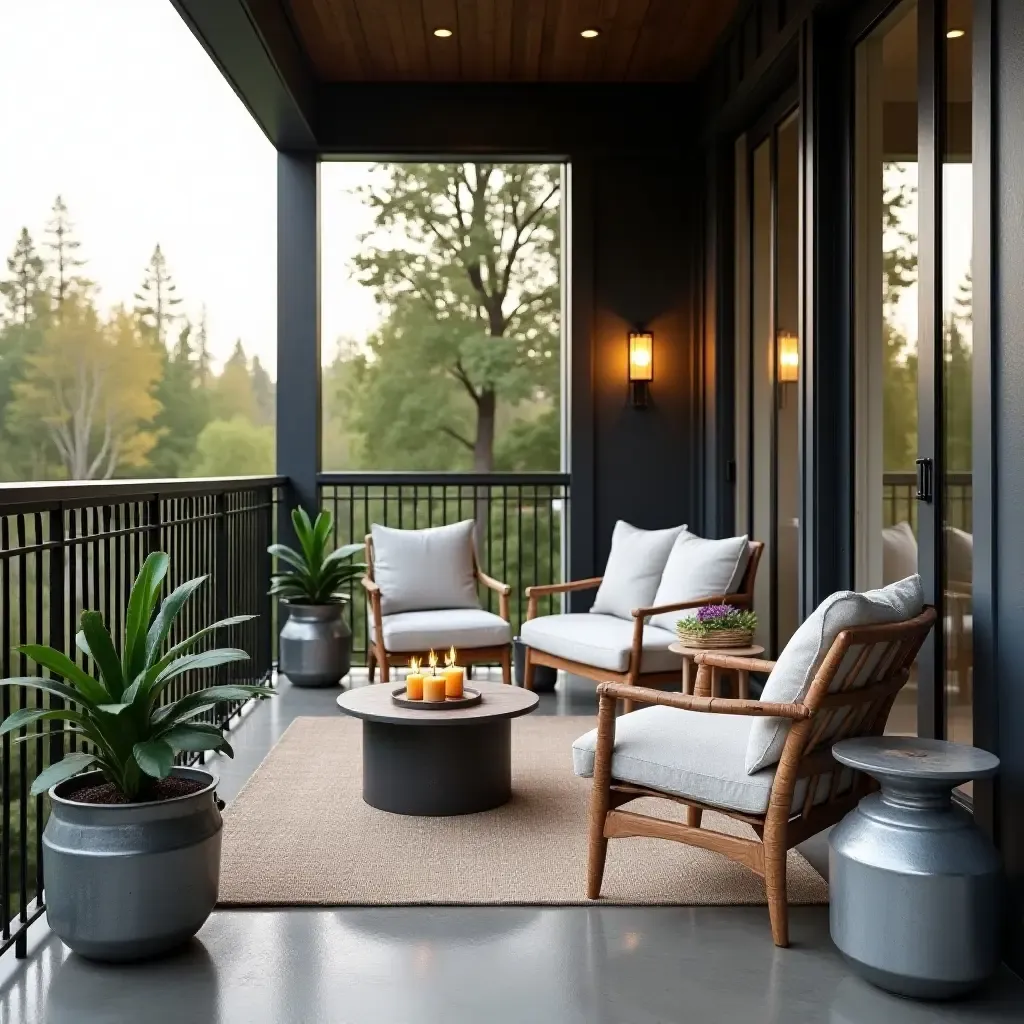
[10, 299, 161, 479]
[352, 163, 561, 472]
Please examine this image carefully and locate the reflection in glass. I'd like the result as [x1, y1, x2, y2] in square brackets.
[854, 0, 919, 735]
[942, 0, 973, 750]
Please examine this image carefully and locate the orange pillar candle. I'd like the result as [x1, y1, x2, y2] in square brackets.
[444, 664, 464, 699]
[405, 667, 424, 701]
[423, 674, 446, 702]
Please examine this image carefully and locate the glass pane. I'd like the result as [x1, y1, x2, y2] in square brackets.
[775, 114, 801, 651]
[942, 0, 973, 751]
[854, 1, 919, 735]
[751, 139, 773, 653]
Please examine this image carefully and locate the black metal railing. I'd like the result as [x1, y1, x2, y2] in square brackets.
[319, 472, 570, 664]
[882, 471, 972, 533]
[0, 476, 282, 957]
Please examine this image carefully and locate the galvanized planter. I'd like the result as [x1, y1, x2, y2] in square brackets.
[279, 602, 352, 687]
[43, 766, 222, 963]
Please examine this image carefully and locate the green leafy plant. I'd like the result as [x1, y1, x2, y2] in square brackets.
[269, 508, 365, 604]
[676, 604, 758, 637]
[0, 551, 273, 801]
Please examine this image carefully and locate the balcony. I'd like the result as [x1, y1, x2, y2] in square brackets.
[2, 473, 1023, 1022]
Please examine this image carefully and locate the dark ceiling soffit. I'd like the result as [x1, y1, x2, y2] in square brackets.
[314, 82, 696, 157]
[171, 0, 316, 150]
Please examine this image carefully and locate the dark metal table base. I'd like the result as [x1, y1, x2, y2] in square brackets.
[362, 719, 512, 815]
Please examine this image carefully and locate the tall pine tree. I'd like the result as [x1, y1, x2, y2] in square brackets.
[134, 243, 183, 347]
[0, 229, 46, 326]
[43, 195, 88, 313]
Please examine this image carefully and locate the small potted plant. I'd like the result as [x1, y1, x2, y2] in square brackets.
[0, 551, 274, 962]
[270, 507, 365, 687]
[675, 604, 758, 649]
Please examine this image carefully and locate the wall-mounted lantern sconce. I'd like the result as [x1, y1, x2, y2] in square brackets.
[628, 331, 654, 408]
[777, 331, 799, 383]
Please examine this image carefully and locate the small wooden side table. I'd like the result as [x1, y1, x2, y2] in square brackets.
[668, 643, 767, 699]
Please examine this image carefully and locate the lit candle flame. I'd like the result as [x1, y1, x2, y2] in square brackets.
[445, 646, 457, 668]
[428, 649, 438, 673]
[409, 656, 420, 673]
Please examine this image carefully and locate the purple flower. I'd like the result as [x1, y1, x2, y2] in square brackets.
[696, 604, 732, 622]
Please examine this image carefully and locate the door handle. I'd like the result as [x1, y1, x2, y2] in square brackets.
[915, 457, 933, 503]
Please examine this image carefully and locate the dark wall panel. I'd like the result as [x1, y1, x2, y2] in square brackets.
[589, 156, 701, 575]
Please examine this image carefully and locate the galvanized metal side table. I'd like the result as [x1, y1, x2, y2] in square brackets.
[829, 736, 1000, 999]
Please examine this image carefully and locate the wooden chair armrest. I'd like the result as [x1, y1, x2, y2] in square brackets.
[630, 594, 744, 619]
[692, 651, 777, 674]
[477, 570, 512, 596]
[361, 576, 381, 595]
[597, 682, 810, 720]
[525, 577, 603, 598]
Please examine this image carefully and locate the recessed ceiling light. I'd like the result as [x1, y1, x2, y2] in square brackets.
[946, 28, 965, 38]
[580, 28, 600, 39]
[433, 28, 453, 38]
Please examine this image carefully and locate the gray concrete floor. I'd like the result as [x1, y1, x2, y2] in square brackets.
[1, 671, 1021, 1024]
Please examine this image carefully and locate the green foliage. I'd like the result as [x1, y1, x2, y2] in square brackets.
[190, 415, 274, 477]
[269, 508, 365, 605]
[0, 552, 274, 801]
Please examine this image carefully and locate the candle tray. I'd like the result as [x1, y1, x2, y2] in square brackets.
[391, 685, 483, 710]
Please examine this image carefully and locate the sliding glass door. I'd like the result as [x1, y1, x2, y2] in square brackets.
[735, 103, 801, 657]
[853, 0, 973, 748]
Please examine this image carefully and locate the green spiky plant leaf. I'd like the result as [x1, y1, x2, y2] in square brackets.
[0, 552, 274, 801]
[268, 508, 365, 605]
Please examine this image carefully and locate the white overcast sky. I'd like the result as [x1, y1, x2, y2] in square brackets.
[0, 0, 384, 376]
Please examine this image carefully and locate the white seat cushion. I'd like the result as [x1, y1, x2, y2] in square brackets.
[572, 706, 852, 816]
[649, 530, 751, 631]
[521, 613, 680, 674]
[371, 608, 511, 653]
[371, 520, 480, 616]
[745, 574, 925, 774]
[590, 521, 686, 620]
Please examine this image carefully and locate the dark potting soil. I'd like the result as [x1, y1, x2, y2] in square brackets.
[71, 777, 207, 805]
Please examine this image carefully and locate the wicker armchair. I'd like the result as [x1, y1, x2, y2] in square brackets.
[580, 606, 936, 946]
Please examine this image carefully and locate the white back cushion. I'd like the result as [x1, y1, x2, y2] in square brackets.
[882, 521, 918, 584]
[648, 530, 750, 631]
[590, 521, 686, 620]
[945, 526, 973, 587]
[371, 520, 480, 616]
[744, 574, 925, 774]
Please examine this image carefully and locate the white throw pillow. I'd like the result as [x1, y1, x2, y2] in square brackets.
[882, 521, 918, 584]
[590, 521, 687, 620]
[744, 574, 925, 774]
[649, 530, 750, 631]
[371, 520, 480, 616]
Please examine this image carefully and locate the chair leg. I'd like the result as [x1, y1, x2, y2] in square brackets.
[378, 647, 390, 684]
[500, 646, 512, 685]
[587, 695, 617, 899]
[466, 664, 474, 681]
[685, 806, 703, 828]
[763, 825, 790, 947]
[523, 647, 535, 690]
[367, 647, 377, 683]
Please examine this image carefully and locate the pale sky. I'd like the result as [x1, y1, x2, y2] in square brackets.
[0, 0, 384, 376]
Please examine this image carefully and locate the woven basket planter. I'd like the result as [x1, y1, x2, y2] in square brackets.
[674, 627, 755, 650]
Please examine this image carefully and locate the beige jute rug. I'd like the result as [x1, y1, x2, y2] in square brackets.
[218, 716, 828, 907]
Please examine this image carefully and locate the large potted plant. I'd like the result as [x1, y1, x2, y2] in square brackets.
[0, 551, 274, 962]
[271, 507, 365, 687]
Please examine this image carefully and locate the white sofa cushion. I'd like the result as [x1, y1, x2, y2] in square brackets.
[572, 706, 852, 816]
[882, 520, 918, 584]
[371, 608, 511, 652]
[590, 521, 686, 620]
[945, 526, 973, 586]
[371, 520, 479, 616]
[745, 574, 925, 774]
[648, 530, 751, 631]
[521, 613, 681, 674]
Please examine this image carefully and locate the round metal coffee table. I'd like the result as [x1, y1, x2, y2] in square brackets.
[336, 680, 539, 816]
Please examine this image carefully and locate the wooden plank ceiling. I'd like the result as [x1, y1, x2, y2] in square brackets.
[287, 0, 740, 82]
